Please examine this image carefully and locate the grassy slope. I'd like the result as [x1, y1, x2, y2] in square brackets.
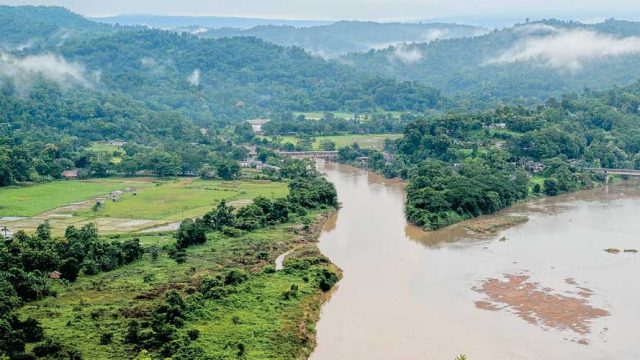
[19, 211, 337, 359]
[82, 179, 288, 220]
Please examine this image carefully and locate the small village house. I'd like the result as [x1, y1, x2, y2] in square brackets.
[108, 190, 123, 202]
[61, 169, 78, 180]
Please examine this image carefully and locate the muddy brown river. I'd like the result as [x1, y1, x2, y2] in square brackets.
[310, 161, 640, 360]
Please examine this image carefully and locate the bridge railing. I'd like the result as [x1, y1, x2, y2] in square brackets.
[586, 168, 640, 175]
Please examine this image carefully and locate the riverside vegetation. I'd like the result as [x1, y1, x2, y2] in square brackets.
[1, 159, 340, 359]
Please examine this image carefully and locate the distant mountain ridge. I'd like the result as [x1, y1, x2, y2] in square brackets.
[94, 14, 333, 29]
[199, 21, 488, 57]
[344, 19, 640, 107]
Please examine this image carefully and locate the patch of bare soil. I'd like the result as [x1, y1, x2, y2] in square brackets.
[474, 274, 609, 342]
[465, 216, 529, 234]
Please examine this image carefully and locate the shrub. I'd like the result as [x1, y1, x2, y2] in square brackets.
[100, 332, 113, 345]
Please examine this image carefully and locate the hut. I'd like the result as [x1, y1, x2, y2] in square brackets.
[108, 191, 123, 202]
[49, 271, 62, 280]
[61, 169, 78, 180]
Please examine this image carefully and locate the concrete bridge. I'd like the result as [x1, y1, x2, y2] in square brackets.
[277, 151, 338, 160]
[587, 168, 640, 184]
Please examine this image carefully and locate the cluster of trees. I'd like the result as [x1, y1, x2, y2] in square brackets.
[0, 222, 144, 358]
[337, 144, 402, 178]
[405, 159, 529, 230]
[262, 112, 420, 137]
[122, 291, 204, 359]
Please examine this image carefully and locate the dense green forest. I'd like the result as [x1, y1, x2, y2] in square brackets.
[54, 30, 443, 123]
[345, 19, 640, 107]
[0, 6, 445, 126]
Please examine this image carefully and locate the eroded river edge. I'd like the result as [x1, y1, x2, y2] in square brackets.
[310, 161, 640, 360]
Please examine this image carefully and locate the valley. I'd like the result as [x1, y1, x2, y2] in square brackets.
[2, 3, 640, 360]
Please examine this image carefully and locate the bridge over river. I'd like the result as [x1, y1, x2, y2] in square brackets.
[277, 151, 338, 159]
[587, 168, 640, 183]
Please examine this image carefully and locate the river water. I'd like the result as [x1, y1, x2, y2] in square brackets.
[310, 161, 640, 360]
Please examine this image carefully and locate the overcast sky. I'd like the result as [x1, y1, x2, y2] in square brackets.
[3, 0, 640, 22]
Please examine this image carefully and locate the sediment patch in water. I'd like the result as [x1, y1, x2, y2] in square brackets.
[465, 215, 528, 234]
[474, 274, 610, 343]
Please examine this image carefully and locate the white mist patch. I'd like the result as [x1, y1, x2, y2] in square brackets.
[488, 29, 640, 71]
[191, 27, 208, 35]
[424, 29, 449, 42]
[139, 57, 157, 67]
[389, 44, 423, 64]
[187, 69, 201, 87]
[513, 23, 560, 34]
[0, 53, 91, 89]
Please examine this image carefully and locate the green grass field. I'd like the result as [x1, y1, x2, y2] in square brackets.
[0, 179, 152, 217]
[315, 134, 401, 149]
[80, 178, 288, 221]
[263, 133, 401, 150]
[292, 110, 415, 121]
[1, 177, 287, 223]
[292, 111, 354, 120]
[87, 142, 125, 163]
[18, 212, 338, 359]
[88, 142, 121, 152]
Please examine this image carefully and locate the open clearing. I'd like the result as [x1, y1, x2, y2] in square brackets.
[0, 177, 288, 234]
[0, 178, 153, 217]
[262, 133, 401, 150]
[293, 111, 354, 120]
[79, 178, 288, 220]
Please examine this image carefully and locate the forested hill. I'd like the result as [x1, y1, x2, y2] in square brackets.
[345, 19, 640, 108]
[0, 6, 445, 125]
[0, 6, 117, 49]
[51, 30, 444, 124]
[200, 21, 487, 58]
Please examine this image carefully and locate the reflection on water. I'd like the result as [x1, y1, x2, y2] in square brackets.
[311, 162, 640, 360]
